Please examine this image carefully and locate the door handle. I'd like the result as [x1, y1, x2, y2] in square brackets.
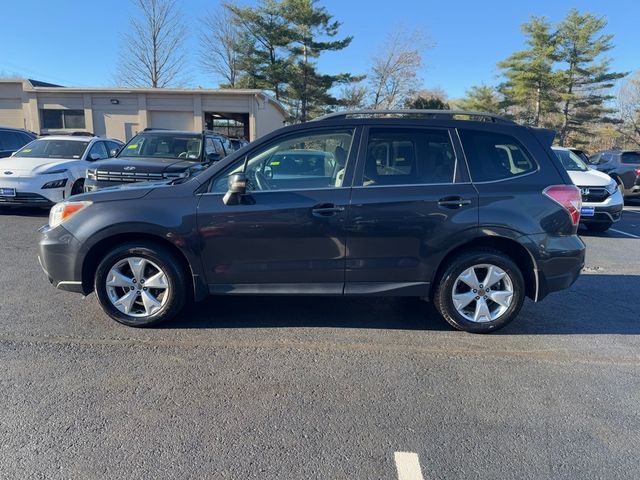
[438, 197, 472, 208]
[312, 203, 345, 217]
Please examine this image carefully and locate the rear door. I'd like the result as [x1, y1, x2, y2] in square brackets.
[344, 125, 478, 295]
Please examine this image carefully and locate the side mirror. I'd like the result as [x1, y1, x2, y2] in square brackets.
[223, 173, 248, 205]
[89, 153, 101, 161]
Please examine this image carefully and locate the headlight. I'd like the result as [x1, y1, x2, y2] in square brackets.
[49, 201, 92, 228]
[605, 179, 618, 195]
[39, 168, 68, 175]
[163, 171, 189, 179]
[41, 178, 68, 189]
[87, 169, 97, 180]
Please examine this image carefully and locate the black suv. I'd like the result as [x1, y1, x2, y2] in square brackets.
[84, 128, 233, 191]
[0, 127, 37, 158]
[38, 110, 585, 333]
[588, 150, 640, 198]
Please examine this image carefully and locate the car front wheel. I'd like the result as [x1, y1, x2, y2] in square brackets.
[434, 249, 525, 333]
[94, 243, 188, 327]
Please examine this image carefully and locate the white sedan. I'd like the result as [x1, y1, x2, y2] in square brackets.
[0, 135, 123, 208]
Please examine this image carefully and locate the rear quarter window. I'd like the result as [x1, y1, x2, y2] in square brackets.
[459, 130, 537, 182]
[621, 152, 640, 165]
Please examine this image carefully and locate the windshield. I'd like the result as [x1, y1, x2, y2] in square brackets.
[119, 133, 202, 160]
[553, 149, 588, 172]
[13, 139, 89, 159]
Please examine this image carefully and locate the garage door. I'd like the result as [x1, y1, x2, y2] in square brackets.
[148, 111, 194, 131]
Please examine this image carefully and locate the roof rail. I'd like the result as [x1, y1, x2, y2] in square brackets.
[142, 127, 172, 132]
[312, 109, 515, 124]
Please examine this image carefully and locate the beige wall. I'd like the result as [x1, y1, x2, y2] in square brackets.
[0, 81, 287, 142]
[0, 82, 24, 128]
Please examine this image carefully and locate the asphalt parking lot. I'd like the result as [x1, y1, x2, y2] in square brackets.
[1, 204, 639, 479]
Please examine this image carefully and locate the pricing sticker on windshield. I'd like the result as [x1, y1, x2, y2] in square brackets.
[127, 144, 138, 149]
[22, 148, 32, 153]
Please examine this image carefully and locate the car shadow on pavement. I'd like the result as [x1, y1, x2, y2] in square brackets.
[164, 274, 640, 335]
[0, 207, 49, 218]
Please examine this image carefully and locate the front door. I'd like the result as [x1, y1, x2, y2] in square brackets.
[345, 126, 479, 295]
[197, 127, 359, 294]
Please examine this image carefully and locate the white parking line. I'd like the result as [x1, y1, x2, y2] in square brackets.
[394, 452, 425, 480]
[624, 209, 640, 214]
[610, 228, 640, 239]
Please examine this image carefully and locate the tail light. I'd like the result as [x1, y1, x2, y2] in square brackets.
[635, 168, 640, 177]
[543, 185, 582, 226]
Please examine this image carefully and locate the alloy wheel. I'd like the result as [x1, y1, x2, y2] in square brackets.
[451, 263, 514, 323]
[105, 257, 169, 318]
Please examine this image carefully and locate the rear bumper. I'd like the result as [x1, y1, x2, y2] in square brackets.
[522, 233, 585, 302]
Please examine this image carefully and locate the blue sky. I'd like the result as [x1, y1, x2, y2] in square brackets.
[1, 0, 638, 98]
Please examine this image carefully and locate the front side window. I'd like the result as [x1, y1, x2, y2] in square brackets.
[41, 109, 86, 129]
[361, 128, 455, 186]
[14, 139, 89, 159]
[118, 134, 202, 160]
[459, 130, 536, 182]
[210, 129, 354, 193]
[88, 141, 109, 160]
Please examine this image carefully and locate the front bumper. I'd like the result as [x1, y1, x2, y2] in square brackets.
[84, 178, 125, 192]
[0, 175, 68, 206]
[580, 189, 624, 224]
[38, 224, 87, 294]
[521, 233, 586, 302]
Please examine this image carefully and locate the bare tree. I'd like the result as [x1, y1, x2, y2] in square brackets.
[617, 71, 640, 148]
[200, 5, 242, 87]
[368, 28, 428, 109]
[116, 0, 188, 88]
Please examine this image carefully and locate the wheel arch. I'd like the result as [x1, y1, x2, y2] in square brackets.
[81, 232, 207, 301]
[431, 235, 537, 301]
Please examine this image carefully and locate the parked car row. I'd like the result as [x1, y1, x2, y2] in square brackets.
[0, 128, 247, 207]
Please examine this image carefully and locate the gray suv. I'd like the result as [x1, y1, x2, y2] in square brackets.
[588, 150, 640, 198]
[38, 110, 585, 333]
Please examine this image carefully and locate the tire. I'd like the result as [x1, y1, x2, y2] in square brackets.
[94, 243, 188, 327]
[585, 221, 612, 233]
[71, 179, 85, 196]
[433, 249, 525, 333]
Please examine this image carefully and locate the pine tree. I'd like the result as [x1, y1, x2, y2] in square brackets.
[456, 85, 503, 113]
[281, 0, 356, 121]
[555, 9, 626, 145]
[497, 17, 558, 126]
[224, 0, 293, 101]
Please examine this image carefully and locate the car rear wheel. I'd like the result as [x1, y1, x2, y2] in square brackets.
[434, 249, 525, 333]
[94, 243, 187, 327]
[585, 221, 613, 233]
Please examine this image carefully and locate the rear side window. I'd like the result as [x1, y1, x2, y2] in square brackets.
[362, 128, 456, 186]
[459, 130, 537, 182]
[621, 152, 640, 164]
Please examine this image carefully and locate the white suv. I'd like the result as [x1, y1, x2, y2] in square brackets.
[552, 147, 623, 232]
[0, 135, 123, 208]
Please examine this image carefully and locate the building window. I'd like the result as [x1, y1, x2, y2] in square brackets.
[41, 109, 86, 129]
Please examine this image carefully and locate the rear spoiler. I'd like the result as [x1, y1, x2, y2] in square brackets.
[531, 127, 556, 146]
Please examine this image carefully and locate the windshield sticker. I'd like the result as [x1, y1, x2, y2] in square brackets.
[127, 144, 138, 149]
[22, 148, 32, 153]
[270, 161, 280, 166]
